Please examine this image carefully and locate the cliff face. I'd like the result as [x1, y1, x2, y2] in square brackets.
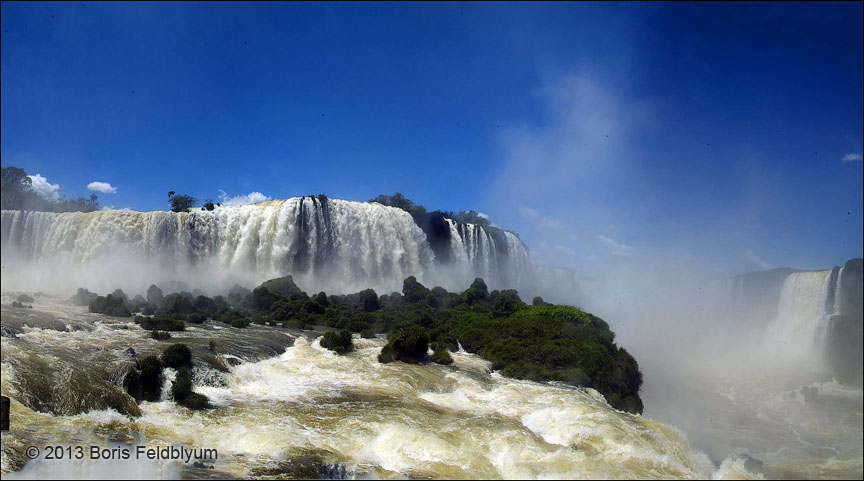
[733, 258, 863, 386]
[731, 267, 804, 325]
[826, 258, 863, 386]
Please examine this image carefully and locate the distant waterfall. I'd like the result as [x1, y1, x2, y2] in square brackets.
[1, 197, 542, 296]
[763, 270, 834, 362]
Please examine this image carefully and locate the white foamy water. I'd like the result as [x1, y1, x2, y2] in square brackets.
[1, 299, 762, 480]
[0, 199, 546, 299]
[762, 270, 832, 364]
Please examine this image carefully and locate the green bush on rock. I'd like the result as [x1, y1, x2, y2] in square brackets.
[378, 326, 429, 364]
[162, 344, 192, 369]
[89, 294, 131, 317]
[320, 330, 354, 354]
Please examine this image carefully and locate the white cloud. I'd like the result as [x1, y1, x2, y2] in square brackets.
[744, 250, 773, 271]
[100, 205, 133, 211]
[841, 153, 862, 163]
[597, 235, 634, 257]
[27, 174, 61, 202]
[87, 181, 117, 194]
[217, 189, 272, 206]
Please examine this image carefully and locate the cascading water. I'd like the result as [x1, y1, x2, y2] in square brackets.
[762, 270, 833, 364]
[0, 198, 550, 298]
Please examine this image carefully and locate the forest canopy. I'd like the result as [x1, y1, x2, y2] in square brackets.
[1, 165, 100, 212]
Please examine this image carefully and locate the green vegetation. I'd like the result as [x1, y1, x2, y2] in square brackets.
[320, 330, 354, 354]
[134, 315, 185, 331]
[168, 192, 198, 213]
[16, 294, 35, 303]
[1, 165, 100, 212]
[100, 271, 643, 413]
[88, 294, 132, 317]
[162, 343, 192, 369]
[150, 330, 172, 340]
[124, 355, 163, 402]
[378, 326, 430, 364]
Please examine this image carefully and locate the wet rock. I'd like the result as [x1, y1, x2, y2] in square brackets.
[1, 326, 19, 339]
[123, 347, 138, 358]
[731, 453, 764, 473]
[71, 287, 99, 306]
[249, 456, 323, 479]
[320, 462, 349, 480]
[16, 294, 35, 304]
[801, 386, 819, 405]
[222, 355, 243, 367]
[9, 352, 143, 418]
[192, 460, 214, 469]
[147, 284, 164, 306]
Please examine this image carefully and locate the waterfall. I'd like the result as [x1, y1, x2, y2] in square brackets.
[1, 198, 540, 296]
[763, 270, 834, 363]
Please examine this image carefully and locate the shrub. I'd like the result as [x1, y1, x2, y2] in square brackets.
[126, 356, 163, 402]
[378, 326, 429, 364]
[89, 294, 132, 317]
[16, 294, 34, 303]
[358, 288, 380, 312]
[470, 277, 488, 293]
[151, 330, 171, 340]
[463, 288, 488, 306]
[135, 315, 185, 331]
[402, 276, 430, 303]
[315, 291, 329, 307]
[320, 330, 353, 354]
[186, 312, 207, 323]
[163, 293, 195, 315]
[231, 317, 250, 328]
[172, 367, 194, 402]
[252, 286, 282, 311]
[431, 348, 453, 365]
[162, 344, 192, 369]
[492, 295, 518, 318]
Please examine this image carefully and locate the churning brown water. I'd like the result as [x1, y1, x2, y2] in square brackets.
[1, 293, 859, 479]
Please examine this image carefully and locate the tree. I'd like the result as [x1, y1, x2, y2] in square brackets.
[402, 276, 430, 303]
[359, 288, 380, 312]
[169, 194, 198, 213]
[201, 199, 215, 211]
[1, 166, 32, 210]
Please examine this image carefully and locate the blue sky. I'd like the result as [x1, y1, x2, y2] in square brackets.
[2, 2, 862, 274]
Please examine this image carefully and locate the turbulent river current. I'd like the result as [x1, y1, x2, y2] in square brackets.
[1, 296, 757, 480]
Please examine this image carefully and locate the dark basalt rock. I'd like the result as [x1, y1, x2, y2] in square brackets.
[71, 287, 99, 306]
[1, 326, 19, 339]
[248, 455, 323, 479]
[147, 284, 164, 306]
